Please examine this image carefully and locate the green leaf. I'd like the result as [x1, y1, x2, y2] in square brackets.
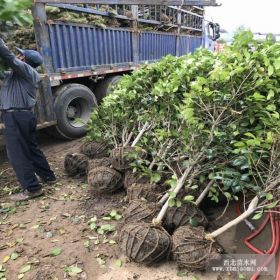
[115, 259, 122, 268]
[265, 200, 279, 209]
[274, 58, 280, 70]
[97, 228, 105, 235]
[252, 212, 263, 220]
[183, 195, 195, 202]
[65, 266, 83, 276]
[84, 240, 90, 248]
[96, 257, 106, 266]
[19, 265, 31, 274]
[51, 247, 62, 257]
[110, 210, 117, 217]
[100, 224, 116, 232]
[102, 217, 111, 221]
[115, 214, 122, 221]
[177, 270, 188, 277]
[266, 193, 273, 200]
[89, 222, 97, 230]
[224, 192, 232, 199]
[176, 200, 182, 208]
[267, 89, 274, 100]
[268, 65, 274, 76]
[244, 132, 255, 138]
[238, 273, 246, 279]
[11, 252, 19, 260]
[168, 198, 175, 207]
[266, 104, 276, 111]
[189, 217, 198, 227]
[151, 173, 161, 183]
[252, 92, 265, 100]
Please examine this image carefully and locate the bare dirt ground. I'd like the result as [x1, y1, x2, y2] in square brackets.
[0, 134, 275, 280]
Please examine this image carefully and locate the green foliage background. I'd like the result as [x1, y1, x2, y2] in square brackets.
[88, 32, 280, 206]
[0, 0, 32, 75]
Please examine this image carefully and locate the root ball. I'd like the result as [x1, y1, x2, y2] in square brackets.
[123, 199, 158, 224]
[124, 170, 149, 190]
[64, 153, 89, 177]
[80, 141, 109, 159]
[172, 225, 223, 271]
[87, 157, 114, 174]
[88, 166, 122, 194]
[127, 183, 160, 203]
[163, 202, 208, 233]
[120, 222, 171, 264]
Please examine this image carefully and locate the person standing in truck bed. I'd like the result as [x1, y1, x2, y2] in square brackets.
[0, 38, 56, 201]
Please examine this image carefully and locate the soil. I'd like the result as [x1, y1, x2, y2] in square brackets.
[0, 133, 275, 280]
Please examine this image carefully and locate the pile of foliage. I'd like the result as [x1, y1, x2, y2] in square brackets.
[74, 31, 280, 271]
[88, 31, 280, 207]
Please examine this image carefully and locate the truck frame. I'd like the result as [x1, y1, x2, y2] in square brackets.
[0, 0, 219, 141]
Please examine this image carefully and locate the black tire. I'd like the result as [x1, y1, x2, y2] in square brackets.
[47, 83, 97, 139]
[95, 75, 122, 104]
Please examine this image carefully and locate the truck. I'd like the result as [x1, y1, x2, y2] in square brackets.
[0, 0, 220, 141]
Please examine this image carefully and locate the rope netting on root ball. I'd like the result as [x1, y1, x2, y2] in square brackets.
[163, 202, 208, 233]
[87, 157, 114, 174]
[126, 183, 161, 203]
[64, 153, 89, 177]
[80, 141, 109, 159]
[119, 223, 171, 264]
[123, 199, 158, 224]
[123, 170, 149, 190]
[172, 225, 223, 271]
[88, 166, 122, 194]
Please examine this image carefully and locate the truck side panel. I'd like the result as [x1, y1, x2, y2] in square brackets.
[139, 32, 177, 62]
[49, 23, 134, 72]
[47, 23, 202, 74]
[178, 35, 202, 56]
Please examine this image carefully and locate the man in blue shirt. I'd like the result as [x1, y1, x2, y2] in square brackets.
[0, 38, 56, 201]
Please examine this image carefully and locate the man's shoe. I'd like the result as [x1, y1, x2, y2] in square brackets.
[10, 189, 44, 202]
[41, 177, 57, 185]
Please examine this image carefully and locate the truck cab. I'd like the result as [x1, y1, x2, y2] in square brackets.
[203, 21, 220, 50]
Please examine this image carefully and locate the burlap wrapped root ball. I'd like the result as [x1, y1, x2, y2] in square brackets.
[163, 202, 208, 233]
[87, 157, 114, 174]
[127, 183, 161, 203]
[111, 146, 146, 171]
[88, 166, 122, 194]
[123, 199, 158, 224]
[64, 153, 89, 177]
[80, 141, 109, 159]
[123, 169, 149, 190]
[172, 225, 223, 271]
[120, 222, 171, 264]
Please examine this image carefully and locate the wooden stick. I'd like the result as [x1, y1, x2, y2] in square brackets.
[205, 196, 259, 240]
[131, 122, 150, 147]
[153, 152, 204, 225]
[153, 167, 191, 225]
[195, 179, 214, 206]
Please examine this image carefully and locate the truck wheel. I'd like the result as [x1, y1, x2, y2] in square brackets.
[95, 75, 122, 104]
[48, 83, 97, 139]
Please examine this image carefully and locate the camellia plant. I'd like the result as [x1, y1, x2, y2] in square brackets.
[86, 32, 280, 269]
[0, 0, 32, 75]
[88, 31, 280, 210]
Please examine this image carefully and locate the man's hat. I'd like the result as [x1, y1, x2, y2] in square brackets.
[16, 47, 43, 68]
